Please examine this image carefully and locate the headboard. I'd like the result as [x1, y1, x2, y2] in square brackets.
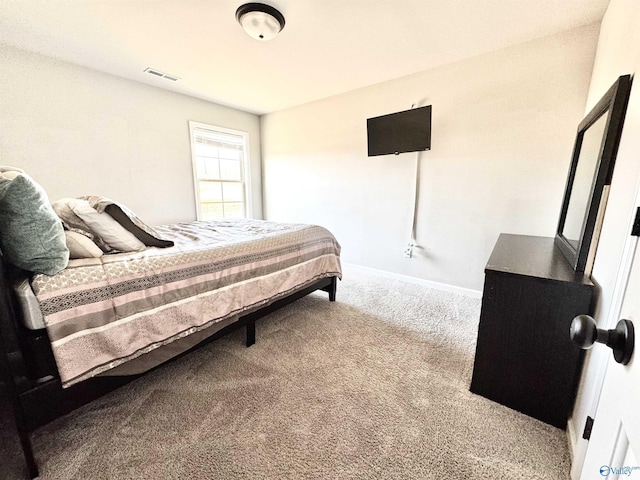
[0, 255, 57, 389]
[0, 255, 28, 385]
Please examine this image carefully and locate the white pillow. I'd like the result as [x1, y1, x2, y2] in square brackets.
[65, 231, 104, 259]
[1, 171, 21, 180]
[53, 198, 145, 252]
[52, 198, 93, 233]
[0, 166, 24, 180]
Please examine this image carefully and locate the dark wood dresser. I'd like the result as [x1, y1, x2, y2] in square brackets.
[470, 233, 594, 429]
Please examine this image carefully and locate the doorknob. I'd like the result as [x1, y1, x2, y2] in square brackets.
[570, 315, 635, 365]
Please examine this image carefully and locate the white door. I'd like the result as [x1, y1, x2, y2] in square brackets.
[581, 233, 640, 479]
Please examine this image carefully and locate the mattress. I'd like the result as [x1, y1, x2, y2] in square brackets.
[30, 219, 342, 387]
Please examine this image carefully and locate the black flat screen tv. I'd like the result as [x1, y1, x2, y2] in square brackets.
[367, 105, 432, 156]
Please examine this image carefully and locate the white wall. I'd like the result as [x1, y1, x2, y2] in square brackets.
[261, 24, 599, 291]
[0, 44, 262, 225]
[567, 1, 640, 476]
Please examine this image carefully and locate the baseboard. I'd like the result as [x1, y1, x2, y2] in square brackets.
[567, 416, 584, 480]
[566, 420, 576, 463]
[567, 417, 577, 462]
[343, 263, 483, 298]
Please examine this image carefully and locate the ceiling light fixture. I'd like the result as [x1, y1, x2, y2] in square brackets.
[236, 2, 285, 41]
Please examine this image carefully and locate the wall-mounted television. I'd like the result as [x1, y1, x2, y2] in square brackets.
[367, 105, 432, 156]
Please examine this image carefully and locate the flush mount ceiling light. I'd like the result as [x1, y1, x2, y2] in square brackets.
[236, 2, 285, 41]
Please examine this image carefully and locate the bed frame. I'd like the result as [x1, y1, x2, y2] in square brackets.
[0, 255, 337, 479]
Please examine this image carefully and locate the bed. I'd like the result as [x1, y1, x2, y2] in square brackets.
[0, 170, 341, 479]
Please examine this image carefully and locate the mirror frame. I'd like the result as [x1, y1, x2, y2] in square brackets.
[555, 74, 632, 274]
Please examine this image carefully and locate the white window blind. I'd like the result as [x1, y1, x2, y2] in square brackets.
[189, 122, 250, 220]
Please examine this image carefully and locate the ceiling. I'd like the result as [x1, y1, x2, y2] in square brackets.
[0, 0, 609, 115]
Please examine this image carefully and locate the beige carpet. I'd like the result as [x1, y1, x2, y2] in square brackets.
[19, 265, 570, 479]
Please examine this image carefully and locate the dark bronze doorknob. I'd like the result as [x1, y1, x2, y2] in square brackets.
[570, 314, 634, 365]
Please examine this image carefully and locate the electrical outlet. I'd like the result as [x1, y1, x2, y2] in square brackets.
[404, 242, 415, 258]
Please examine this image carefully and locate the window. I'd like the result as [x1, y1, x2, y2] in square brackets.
[189, 121, 251, 220]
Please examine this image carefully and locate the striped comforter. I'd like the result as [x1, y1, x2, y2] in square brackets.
[31, 219, 342, 387]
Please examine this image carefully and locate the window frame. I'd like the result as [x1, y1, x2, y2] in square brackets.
[188, 121, 253, 220]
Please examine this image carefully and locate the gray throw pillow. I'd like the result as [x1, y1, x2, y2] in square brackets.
[0, 173, 69, 275]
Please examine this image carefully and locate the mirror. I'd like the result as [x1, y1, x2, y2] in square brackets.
[561, 111, 610, 249]
[555, 74, 631, 274]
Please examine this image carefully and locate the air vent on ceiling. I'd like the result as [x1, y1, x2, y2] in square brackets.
[143, 68, 180, 82]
